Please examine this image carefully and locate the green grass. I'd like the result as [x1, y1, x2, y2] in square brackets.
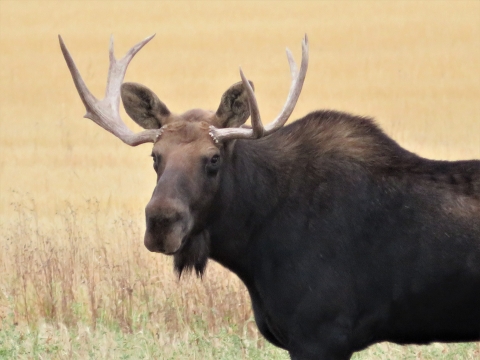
[1, 314, 478, 360]
[0, 316, 289, 360]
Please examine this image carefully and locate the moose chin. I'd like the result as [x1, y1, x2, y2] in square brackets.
[60, 34, 480, 360]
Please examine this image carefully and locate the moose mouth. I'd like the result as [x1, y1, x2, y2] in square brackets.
[143, 217, 210, 276]
[144, 231, 188, 255]
[164, 234, 192, 256]
[144, 216, 193, 255]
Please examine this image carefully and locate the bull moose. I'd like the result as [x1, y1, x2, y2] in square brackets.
[59, 34, 480, 359]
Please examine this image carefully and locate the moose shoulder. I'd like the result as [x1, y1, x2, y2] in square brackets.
[60, 34, 480, 360]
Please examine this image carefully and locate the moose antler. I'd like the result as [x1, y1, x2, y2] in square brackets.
[59, 34, 160, 146]
[209, 35, 309, 142]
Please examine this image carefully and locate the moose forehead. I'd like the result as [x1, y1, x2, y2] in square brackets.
[153, 114, 218, 152]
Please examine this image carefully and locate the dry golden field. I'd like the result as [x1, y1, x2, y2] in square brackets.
[0, 1, 480, 359]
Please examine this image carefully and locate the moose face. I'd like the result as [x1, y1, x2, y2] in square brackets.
[145, 120, 223, 254]
[121, 82, 251, 255]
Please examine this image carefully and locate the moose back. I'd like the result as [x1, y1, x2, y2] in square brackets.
[60, 35, 480, 360]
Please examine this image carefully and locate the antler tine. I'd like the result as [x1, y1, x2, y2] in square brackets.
[239, 68, 264, 138]
[105, 34, 155, 101]
[210, 34, 309, 142]
[59, 34, 160, 146]
[264, 34, 308, 135]
[59, 35, 98, 114]
[285, 48, 298, 79]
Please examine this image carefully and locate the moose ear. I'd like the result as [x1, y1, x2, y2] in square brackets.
[121, 82, 171, 129]
[214, 81, 254, 128]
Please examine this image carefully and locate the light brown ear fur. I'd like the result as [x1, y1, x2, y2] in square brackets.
[214, 81, 254, 128]
[121, 82, 170, 129]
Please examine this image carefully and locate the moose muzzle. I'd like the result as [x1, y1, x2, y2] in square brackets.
[144, 199, 193, 254]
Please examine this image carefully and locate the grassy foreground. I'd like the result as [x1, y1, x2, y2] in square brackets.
[0, 316, 287, 360]
[0, 318, 478, 359]
[0, 311, 479, 360]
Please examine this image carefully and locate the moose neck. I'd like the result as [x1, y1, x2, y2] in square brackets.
[207, 137, 288, 279]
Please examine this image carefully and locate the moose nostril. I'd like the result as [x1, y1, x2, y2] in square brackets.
[146, 211, 183, 231]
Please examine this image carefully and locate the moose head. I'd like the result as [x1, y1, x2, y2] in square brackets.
[59, 34, 308, 274]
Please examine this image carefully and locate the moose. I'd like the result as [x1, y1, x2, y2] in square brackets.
[59, 34, 480, 359]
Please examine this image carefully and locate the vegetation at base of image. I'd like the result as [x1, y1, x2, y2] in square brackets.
[0, 310, 287, 359]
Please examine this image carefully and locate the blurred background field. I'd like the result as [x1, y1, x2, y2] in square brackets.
[0, 1, 479, 358]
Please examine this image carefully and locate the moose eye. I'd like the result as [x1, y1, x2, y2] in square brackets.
[152, 154, 161, 172]
[206, 154, 221, 176]
[210, 154, 220, 165]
